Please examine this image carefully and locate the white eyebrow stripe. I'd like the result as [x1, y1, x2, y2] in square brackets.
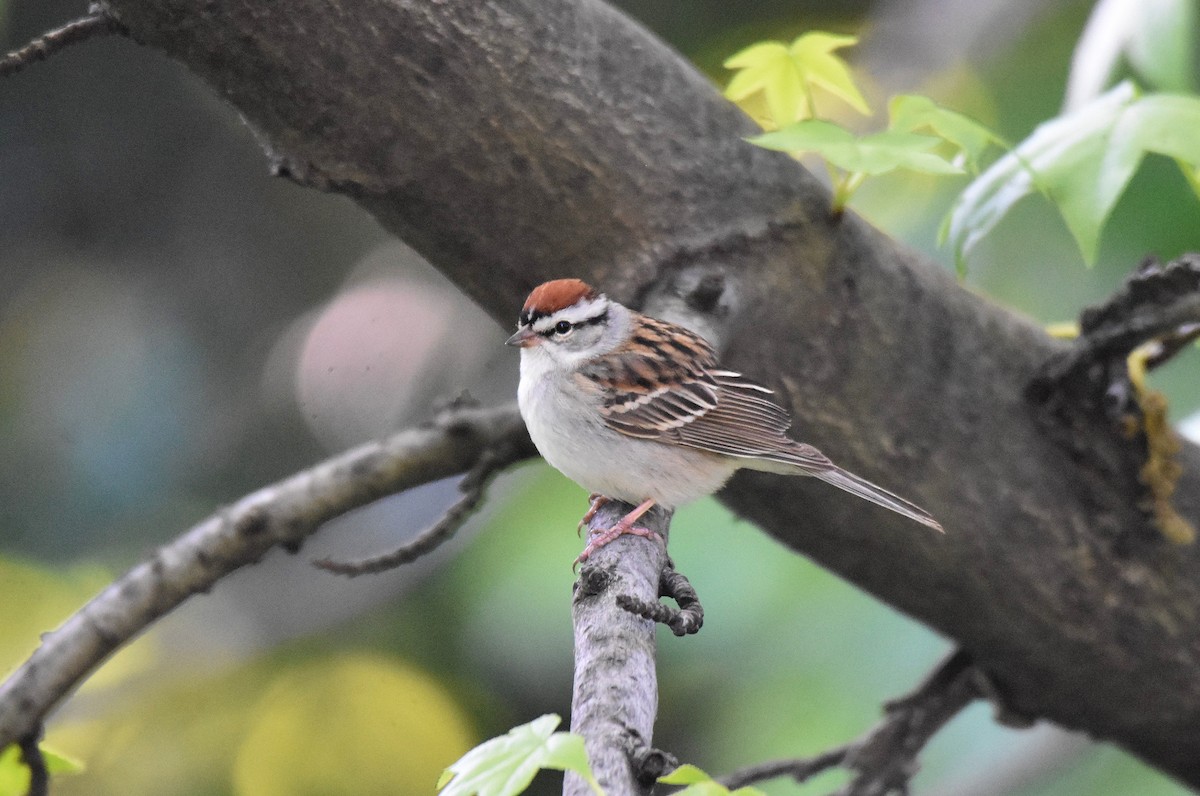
[531, 297, 609, 332]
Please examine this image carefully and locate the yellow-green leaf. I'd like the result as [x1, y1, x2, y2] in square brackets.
[724, 32, 867, 129]
[789, 32, 869, 115]
[724, 41, 809, 128]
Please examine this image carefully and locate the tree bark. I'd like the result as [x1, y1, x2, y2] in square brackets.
[91, 0, 1200, 786]
[566, 501, 671, 796]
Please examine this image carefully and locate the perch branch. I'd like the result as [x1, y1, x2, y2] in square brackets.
[565, 501, 674, 796]
[720, 649, 980, 794]
[0, 7, 126, 78]
[0, 403, 534, 752]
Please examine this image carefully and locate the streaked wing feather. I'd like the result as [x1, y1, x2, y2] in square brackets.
[582, 320, 831, 470]
[581, 317, 720, 436]
[673, 376, 833, 471]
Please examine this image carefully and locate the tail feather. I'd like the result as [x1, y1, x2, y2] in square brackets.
[811, 466, 944, 533]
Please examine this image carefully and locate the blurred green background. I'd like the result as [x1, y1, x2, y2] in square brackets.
[2, 0, 1199, 793]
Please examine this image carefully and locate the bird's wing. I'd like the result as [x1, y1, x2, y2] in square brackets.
[580, 317, 722, 438]
[580, 319, 831, 471]
[671, 369, 832, 472]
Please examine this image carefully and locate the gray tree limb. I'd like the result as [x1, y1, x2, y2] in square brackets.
[0, 403, 534, 750]
[19, 0, 1200, 787]
[566, 501, 673, 796]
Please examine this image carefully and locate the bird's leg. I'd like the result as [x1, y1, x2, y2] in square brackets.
[577, 494, 609, 537]
[575, 498, 660, 565]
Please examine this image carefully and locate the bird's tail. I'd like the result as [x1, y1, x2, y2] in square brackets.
[811, 466, 944, 533]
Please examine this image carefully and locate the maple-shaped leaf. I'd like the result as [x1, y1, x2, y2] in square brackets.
[437, 715, 602, 796]
[724, 32, 869, 129]
[888, 94, 1005, 173]
[750, 120, 962, 176]
[944, 80, 1200, 270]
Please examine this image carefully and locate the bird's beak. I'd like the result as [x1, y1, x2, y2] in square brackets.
[505, 327, 538, 348]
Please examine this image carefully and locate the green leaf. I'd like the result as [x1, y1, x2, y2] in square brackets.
[658, 765, 767, 795]
[888, 94, 1005, 172]
[1068, 0, 1196, 105]
[750, 120, 962, 176]
[944, 81, 1200, 269]
[437, 715, 602, 796]
[724, 33, 867, 128]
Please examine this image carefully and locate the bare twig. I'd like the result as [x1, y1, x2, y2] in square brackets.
[721, 749, 847, 791]
[18, 727, 47, 796]
[617, 562, 703, 637]
[0, 403, 534, 752]
[719, 649, 980, 794]
[1029, 254, 1200, 404]
[565, 501, 672, 796]
[312, 441, 520, 575]
[0, 7, 126, 78]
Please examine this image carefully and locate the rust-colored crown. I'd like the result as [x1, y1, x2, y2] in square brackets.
[521, 279, 598, 319]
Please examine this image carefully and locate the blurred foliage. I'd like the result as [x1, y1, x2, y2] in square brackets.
[0, 743, 83, 796]
[944, 81, 1200, 267]
[46, 648, 475, 795]
[2, 0, 1199, 795]
[727, 14, 1200, 270]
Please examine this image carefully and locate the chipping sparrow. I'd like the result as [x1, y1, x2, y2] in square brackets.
[507, 278, 942, 561]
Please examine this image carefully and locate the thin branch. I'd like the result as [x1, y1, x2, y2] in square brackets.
[616, 562, 703, 637]
[721, 749, 847, 791]
[1030, 254, 1200, 402]
[312, 442, 520, 575]
[564, 501, 672, 796]
[0, 403, 534, 752]
[0, 8, 126, 78]
[719, 649, 980, 794]
[18, 727, 47, 796]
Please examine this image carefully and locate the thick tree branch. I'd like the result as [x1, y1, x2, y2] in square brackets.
[566, 501, 673, 796]
[0, 403, 534, 751]
[24, 0, 1200, 785]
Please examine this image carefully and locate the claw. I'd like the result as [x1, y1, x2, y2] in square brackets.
[573, 498, 659, 568]
[577, 494, 610, 537]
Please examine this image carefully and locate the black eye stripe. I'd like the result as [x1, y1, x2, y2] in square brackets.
[535, 309, 609, 338]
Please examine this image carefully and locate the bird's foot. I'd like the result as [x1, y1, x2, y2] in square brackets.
[577, 494, 609, 537]
[574, 498, 659, 568]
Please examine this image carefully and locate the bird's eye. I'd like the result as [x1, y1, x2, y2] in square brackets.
[554, 320, 572, 335]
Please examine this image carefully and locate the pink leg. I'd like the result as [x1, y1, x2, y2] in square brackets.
[577, 494, 610, 537]
[575, 498, 660, 565]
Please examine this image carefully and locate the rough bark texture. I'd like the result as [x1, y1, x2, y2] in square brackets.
[566, 501, 671, 796]
[92, 0, 1200, 786]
